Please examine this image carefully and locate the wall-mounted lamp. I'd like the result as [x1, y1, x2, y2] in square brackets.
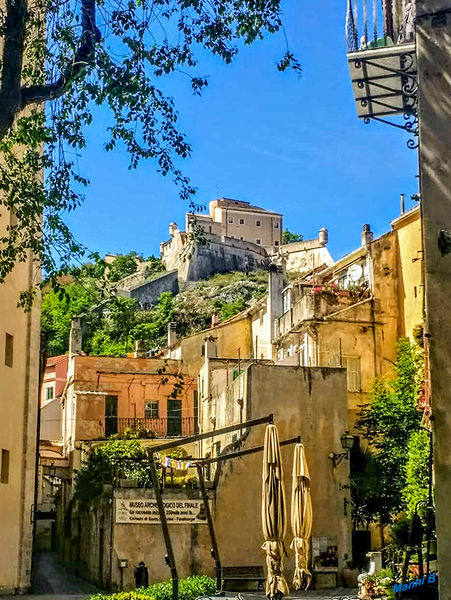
[329, 431, 355, 467]
[118, 558, 128, 591]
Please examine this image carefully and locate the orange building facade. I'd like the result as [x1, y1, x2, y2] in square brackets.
[63, 356, 197, 451]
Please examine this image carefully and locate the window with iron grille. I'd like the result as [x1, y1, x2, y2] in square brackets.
[4, 333, 13, 367]
[145, 401, 159, 419]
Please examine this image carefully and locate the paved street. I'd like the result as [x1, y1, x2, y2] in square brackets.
[1, 552, 358, 600]
[0, 551, 101, 599]
[243, 591, 358, 600]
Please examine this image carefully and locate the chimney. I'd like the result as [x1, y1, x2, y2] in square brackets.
[134, 340, 146, 358]
[211, 312, 219, 327]
[168, 322, 177, 347]
[69, 318, 82, 355]
[318, 227, 328, 246]
[361, 224, 373, 249]
[400, 193, 405, 214]
[268, 260, 285, 341]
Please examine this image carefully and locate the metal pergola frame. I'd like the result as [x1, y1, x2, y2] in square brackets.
[145, 414, 301, 600]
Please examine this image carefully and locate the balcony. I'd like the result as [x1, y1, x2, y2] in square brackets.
[276, 285, 370, 339]
[103, 417, 195, 439]
[345, 0, 417, 145]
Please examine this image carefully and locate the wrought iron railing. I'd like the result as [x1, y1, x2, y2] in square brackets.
[103, 416, 195, 439]
[346, 0, 414, 52]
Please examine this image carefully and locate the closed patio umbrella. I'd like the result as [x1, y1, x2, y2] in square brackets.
[290, 443, 312, 590]
[262, 424, 289, 600]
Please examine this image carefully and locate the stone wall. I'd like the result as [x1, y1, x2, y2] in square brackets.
[199, 361, 351, 582]
[179, 235, 269, 282]
[128, 270, 179, 308]
[64, 487, 213, 591]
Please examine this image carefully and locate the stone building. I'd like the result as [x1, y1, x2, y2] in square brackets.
[63, 353, 197, 454]
[59, 349, 350, 591]
[197, 344, 351, 587]
[0, 211, 41, 593]
[160, 197, 331, 284]
[273, 207, 423, 427]
[165, 207, 423, 426]
[187, 198, 283, 248]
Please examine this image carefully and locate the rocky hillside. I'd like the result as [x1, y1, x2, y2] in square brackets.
[42, 260, 268, 358]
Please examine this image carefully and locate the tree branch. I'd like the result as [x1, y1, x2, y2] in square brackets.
[21, 0, 101, 107]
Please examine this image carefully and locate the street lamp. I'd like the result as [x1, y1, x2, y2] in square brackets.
[329, 431, 355, 467]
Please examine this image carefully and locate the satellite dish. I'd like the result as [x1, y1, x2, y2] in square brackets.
[347, 263, 363, 283]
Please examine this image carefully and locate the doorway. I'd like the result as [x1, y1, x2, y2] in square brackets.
[105, 395, 118, 437]
[167, 399, 182, 436]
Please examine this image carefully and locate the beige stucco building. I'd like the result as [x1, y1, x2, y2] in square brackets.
[187, 198, 283, 248]
[274, 208, 423, 427]
[0, 211, 41, 593]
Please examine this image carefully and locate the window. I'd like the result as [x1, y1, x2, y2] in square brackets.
[45, 386, 54, 401]
[240, 236, 244, 241]
[345, 357, 361, 392]
[274, 241, 279, 246]
[228, 216, 234, 224]
[239, 218, 245, 225]
[256, 239, 261, 245]
[256, 220, 261, 227]
[274, 222, 279, 229]
[4, 333, 13, 367]
[1, 450, 9, 484]
[145, 401, 159, 419]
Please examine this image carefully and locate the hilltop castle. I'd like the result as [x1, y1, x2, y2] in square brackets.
[117, 197, 332, 307]
[161, 197, 331, 282]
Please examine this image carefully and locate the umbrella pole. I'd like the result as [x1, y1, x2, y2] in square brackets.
[196, 463, 222, 592]
[149, 457, 179, 600]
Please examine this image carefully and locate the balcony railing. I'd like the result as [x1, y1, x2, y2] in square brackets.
[103, 417, 195, 439]
[345, 0, 418, 145]
[346, 0, 413, 53]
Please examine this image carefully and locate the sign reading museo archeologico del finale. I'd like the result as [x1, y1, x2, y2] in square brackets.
[115, 498, 208, 524]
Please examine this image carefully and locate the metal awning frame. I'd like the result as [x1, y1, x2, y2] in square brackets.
[144, 414, 301, 600]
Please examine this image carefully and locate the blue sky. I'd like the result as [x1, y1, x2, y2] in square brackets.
[65, 0, 419, 263]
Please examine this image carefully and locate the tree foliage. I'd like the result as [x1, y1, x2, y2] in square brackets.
[108, 253, 140, 282]
[75, 436, 190, 503]
[42, 267, 268, 357]
[353, 338, 427, 526]
[403, 429, 430, 516]
[282, 229, 303, 244]
[0, 0, 300, 302]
